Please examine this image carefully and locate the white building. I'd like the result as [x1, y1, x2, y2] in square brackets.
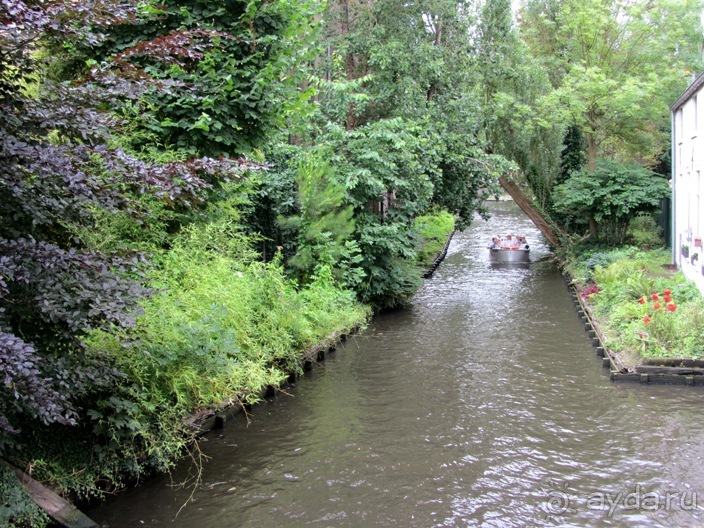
[671, 72, 704, 295]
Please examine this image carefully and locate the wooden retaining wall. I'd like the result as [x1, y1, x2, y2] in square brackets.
[0, 459, 98, 528]
[422, 230, 456, 279]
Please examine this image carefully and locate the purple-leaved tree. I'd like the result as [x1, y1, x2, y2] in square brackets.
[0, 0, 259, 442]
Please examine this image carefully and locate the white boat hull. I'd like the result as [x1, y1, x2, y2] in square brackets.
[489, 248, 530, 263]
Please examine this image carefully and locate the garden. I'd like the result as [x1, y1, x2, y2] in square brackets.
[565, 247, 704, 365]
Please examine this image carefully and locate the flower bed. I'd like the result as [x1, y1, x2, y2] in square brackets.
[567, 248, 704, 365]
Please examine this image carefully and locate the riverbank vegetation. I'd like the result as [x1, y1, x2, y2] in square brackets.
[415, 211, 456, 268]
[2, 0, 703, 525]
[564, 246, 704, 361]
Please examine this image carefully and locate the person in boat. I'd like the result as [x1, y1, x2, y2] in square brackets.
[516, 235, 529, 249]
[503, 234, 515, 249]
[488, 236, 501, 249]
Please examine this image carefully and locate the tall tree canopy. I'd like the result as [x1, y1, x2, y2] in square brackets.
[293, 0, 512, 306]
[523, 0, 704, 169]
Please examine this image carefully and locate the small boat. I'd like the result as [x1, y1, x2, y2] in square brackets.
[488, 235, 530, 263]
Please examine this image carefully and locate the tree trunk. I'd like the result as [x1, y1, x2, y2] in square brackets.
[586, 131, 597, 172]
[336, 0, 368, 129]
[589, 216, 598, 240]
[498, 176, 564, 248]
[426, 16, 443, 102]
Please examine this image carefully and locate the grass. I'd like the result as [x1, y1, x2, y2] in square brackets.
[414, 210, 455, 267]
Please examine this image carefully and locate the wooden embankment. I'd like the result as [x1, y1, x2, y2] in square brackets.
[498, 176, 562, 248]
[422, 230, 455, 278]
[0, 459, 98, 528]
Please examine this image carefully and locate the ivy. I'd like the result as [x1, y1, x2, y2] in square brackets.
[0, 464, 49, 528]
[87, 0, 324, 157]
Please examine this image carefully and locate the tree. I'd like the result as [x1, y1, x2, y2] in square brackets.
[317, 0, 511, 215]
[528, 0, 704, 169]
[558, 124, 587, 186]
[552, 160, 671, 245]
[476, 0, 518, 152]
[324, 118, 433, 308]
[81, 0, 323, 158]
[278, 153, 363, 288]
[299, 0, 525, 306]
[474, 2, 564, 209]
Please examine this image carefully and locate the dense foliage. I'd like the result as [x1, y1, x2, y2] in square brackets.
[0, 0, 255, 442]
[0, 464, 48, 528]
[0, 0, 366, 519]
[81, 0, 322, 157]
[277, 153, 361, 288]
[517, 0, 702, 228]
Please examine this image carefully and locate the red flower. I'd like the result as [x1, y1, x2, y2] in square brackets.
[638, 297, 646, 305]
[667, 303, 677, 312]
[653, 302, 661, 310]
[651, 293, 659, 301]
[664, 289, 672, 295]
[664, 293, 672, 303]
[643, 315, 651, 324]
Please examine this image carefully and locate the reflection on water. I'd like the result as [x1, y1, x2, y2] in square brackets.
[88, 201, 704, 528]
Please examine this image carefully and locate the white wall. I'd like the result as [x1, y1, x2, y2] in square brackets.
[673, 83, 704, 295]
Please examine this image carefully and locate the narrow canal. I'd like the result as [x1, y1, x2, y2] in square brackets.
[88, 200, 704, 528]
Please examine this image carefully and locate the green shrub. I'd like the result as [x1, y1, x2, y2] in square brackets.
[627, 213, 665, 248]
[8, 215, 369, 500]
[552, 160, 670, 245]
[583, 251, 618, 276]
[83, 218, 369, 456]
[277, 153, 364, 290]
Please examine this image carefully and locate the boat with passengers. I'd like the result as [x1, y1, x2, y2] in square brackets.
[488, 234, 530, 263]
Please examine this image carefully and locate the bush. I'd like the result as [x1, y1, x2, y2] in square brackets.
[552, 160, 670, 245]
[324, 119, 435, 308]
[627, 213, 665, 248]
[414, 210, 455, 267]
[5, 216, 369, 500]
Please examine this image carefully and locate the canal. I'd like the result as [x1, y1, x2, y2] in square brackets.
[88, 200, 704, 527]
